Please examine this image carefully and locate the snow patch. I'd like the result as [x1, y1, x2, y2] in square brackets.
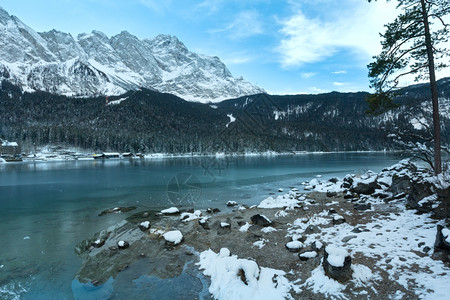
[163, 230, 183, 244]
[197, 248, 292, 300]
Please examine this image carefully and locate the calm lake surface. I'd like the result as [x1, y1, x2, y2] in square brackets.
[0, 153, 402, 299]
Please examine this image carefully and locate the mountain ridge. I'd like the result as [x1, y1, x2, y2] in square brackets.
[0, 6, 264, 102]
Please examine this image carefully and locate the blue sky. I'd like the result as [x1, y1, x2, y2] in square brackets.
[0, 0, 422, 95]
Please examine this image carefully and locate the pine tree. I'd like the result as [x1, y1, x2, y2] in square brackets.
[367, 0, 449, 174]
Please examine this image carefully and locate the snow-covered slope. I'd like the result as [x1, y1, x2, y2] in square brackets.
[0, 7, 264, 102]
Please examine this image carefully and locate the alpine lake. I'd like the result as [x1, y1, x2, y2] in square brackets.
[0, 152, 402, 299]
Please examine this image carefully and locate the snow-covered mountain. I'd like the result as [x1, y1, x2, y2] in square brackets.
[0, 7, 264, 103]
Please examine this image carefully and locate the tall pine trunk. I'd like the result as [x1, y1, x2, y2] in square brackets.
[420, 0, 442, 174]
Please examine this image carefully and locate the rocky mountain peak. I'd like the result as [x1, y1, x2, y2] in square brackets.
[0, 7, 264, 102]
[0, 6, 11, 25]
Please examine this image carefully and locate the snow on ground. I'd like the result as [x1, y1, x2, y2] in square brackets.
[258, 193, 301, 209]
[195, 159, 450, 299]
[197, 248, 293, 300]
[180, 210, 202, 222]
[161, 207, 179, 214]
[239, 222, 251, 232]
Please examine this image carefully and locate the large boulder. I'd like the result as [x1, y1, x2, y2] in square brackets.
[433, 225, 450, 263]
[434, 225, 450, 250]
[323, 246, 352, 283]
[406, 180, 434, 209]
[387, 174, 412, 196]
[351, 178, 381, 195]
[433, 187, 450, 219]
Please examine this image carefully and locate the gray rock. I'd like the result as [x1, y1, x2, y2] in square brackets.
[323, 246, 352, 283]
[354, 203, 371, 211]
[433, 187, 450, 219]
[327, 191, 338, 198]
[304, 225, 320, 234]
[328, 208, 337, 215]
[351, 179, 381, 195]
[332, 215, 346, 225]
[250, 214, 273, 227]
[434, 225, 450, 250]
[406, 181, 433, 210]
[329, 178, 339, 184]
[387, 174, 411, 195]
[341, 235, 357, 243]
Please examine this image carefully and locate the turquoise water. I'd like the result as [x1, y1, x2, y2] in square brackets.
[0, 153, 402, 299]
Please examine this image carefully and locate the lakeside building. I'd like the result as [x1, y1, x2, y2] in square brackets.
[0, 140, 20, 156]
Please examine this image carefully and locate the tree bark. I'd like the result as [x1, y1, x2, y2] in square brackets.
[420, 0, 442, 174]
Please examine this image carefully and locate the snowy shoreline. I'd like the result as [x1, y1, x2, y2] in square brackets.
[74, 159, 450, 299]
[1, 147, 400, 164]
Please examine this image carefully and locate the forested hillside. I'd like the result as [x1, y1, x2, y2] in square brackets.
[0, 79, 449, 154]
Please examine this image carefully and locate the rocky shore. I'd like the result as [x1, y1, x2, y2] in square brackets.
[74, 159, 450, 299]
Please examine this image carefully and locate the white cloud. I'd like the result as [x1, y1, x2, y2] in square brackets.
[210, 10, 264, 39]
[277, 0, 399, 67]
[332, 70, 347, 74]
[301, 72, 317, 79]
[333, 82, 345, 86]
[310, 87, 327, 94]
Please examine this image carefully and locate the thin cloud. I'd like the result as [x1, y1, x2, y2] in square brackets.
[333, 82, 345, 86]
[332, 70, 347, 74]
[310, 87, 327, 94]
[301, 72, 317, 79]
[277, 0, 399, 68]
[210, 10, 265, 39]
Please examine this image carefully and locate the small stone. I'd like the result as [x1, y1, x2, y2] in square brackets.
[354, 203, 372, 211]
[343, 191, 355, 199]
[328, 208, 337, 215]
[423, 246, 431, 253]
[161, 207, 180, 214]
[139, 221, 150, 231]
[328, 178, 339, 184]
[351, 227, 362, 233]
[312, 240, 323, 251]
[198, 218, 210, 230]
[327, 191, 337, 198]
[142, 212, 149, 218]
[117, 241, 129, 249]
[163, 230, 184, 245]
[91, 239, 105, 248]
[333, 215, 345, 225]
[285, 240, 304, 252]
[418, 242, 425, 248]
[341, 235, 357, 243]
[305, 225, 319, 234]
[250, 214, 273, 227]
[299, 251, 318, 261]
[226, 201, 238, 207]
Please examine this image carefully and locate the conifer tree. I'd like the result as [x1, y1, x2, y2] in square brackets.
[367, 0, 449, 174]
